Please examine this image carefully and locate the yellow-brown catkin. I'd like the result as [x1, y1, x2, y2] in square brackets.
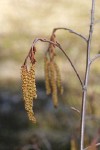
[49, 61, 58, 108]
[54, 62, 63, 95]
[28, 64, 37, 100]
[21, 64, 37, 123]
[21, 65, 29, 102]
[44, 57, 51, 95]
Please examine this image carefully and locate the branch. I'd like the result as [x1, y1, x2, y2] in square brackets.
[23, 38, 58, 65]
[90, 54, 100, 64]
[84, 143, 100, 150]
[53, 27, 87, 42]
[30, 38, 83, 87]
[56, 42, 83, 87]
[80, 0, 95, 150]
[32, 38, 58, 46]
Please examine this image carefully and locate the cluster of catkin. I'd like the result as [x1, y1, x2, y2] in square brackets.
[44, 56, 63, 108]
[21, 64, 37, 123]
[21, 34, 63, 123]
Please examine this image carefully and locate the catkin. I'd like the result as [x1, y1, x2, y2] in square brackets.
[21, 65, 29, 102]
[44, 57, 63, 108]
[49, 61, 58, 108]
[44, 57, 51, 95]
[21, 64, 37, 123]
[54, 62, 63, 95]
[28, 64, 37, 100]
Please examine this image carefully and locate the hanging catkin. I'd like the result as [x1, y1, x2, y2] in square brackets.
[49, 61, 58, 108]
[44, 57, 51, 95]
[54, 62, 63, 95]
[21, 64, 37, 123]
[28, 64, 37, 100]
[21, 65, 29, 103]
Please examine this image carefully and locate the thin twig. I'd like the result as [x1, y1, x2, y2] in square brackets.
[56, 41, 83, 87]
[23, 38, 58, 65]
[80, 0, 95, 150]
[33, 38, 58, 46]
[90, 54, 100, 64]
[53, 27, 87, 42]
[29, 38, 83, 87]
[84, 143, 100, 150]
[23, 48, 32, 65]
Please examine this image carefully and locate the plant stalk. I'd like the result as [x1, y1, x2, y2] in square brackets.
[80, 0, 95, 150]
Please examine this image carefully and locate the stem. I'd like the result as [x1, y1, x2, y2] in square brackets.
[28, 38, 83, 87]
[53, 27, 87, 42]
[80, 0, 95, 150]
[56, 42, 83, 87]
[23, 48, 32, 65]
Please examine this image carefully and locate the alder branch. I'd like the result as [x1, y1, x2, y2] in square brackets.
[80, 0, 95, 150]
[23, 38, 58, 65]
[28, 38, 83, 87]
[56, 41, 83, 87]
[53, 27, 87, 42]
[90, 54, 100, 64]
[23, 48, 32, 65]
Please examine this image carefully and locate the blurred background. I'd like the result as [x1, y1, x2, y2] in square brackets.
[0, 0, 100, 150]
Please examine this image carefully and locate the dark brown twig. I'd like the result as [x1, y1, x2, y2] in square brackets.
[23, 48, 32, 65]
[53, 27, 87, 42]
[28, 38, 83, 87]
[56, 41, 83, 87]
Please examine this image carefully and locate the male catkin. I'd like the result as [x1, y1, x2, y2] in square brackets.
[49, 61, 58, 108]
[21, 65, 29, 102]
[54, 62, 63, 95]
[44, 57, 51, 95]
[21, 64, 37, 123]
